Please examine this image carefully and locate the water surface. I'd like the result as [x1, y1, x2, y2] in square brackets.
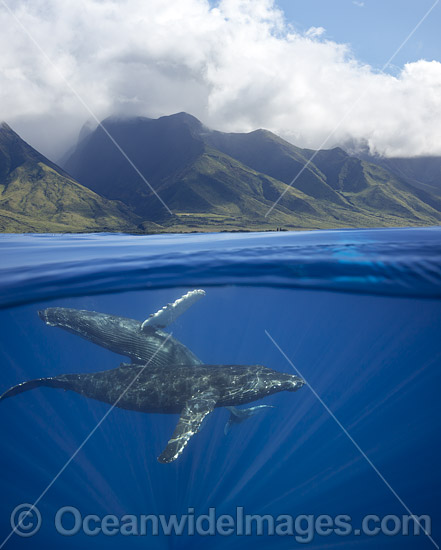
[0, 228, 440, 549]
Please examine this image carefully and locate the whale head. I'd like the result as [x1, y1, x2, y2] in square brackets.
[237, 366, 304, 400]
[271, 371, 305, 393]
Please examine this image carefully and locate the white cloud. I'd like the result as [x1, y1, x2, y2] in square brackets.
[305, 26, 326, 38]
[0, 0, 440, 160]
[353, 1, 365, 7]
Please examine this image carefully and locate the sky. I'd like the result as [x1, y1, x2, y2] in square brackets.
[276, 0, 441, 72]
[0, 0, 440, 161]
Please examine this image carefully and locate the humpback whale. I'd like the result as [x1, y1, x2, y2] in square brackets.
[36, 290, 273, 432]
[0, 363, 304, 463]
[37, 290, 206, 367]
[1, 290, 305, 462]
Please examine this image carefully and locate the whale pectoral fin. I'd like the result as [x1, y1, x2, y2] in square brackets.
[224, 405, 275, 435]
[158, 391, 218, 463]
[141, 289, 205, 331]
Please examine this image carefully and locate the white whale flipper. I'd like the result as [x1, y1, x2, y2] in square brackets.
[142, 289, 206, 331]
[158, 390, 219, 463]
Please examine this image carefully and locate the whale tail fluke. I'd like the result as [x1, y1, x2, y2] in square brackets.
[0, 377, 67, 402]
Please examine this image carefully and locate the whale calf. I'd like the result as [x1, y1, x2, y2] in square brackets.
[0, 363, 304, 463]
[224, 405, 275, 435]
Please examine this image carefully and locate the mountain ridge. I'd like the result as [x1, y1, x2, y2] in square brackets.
[1, 114, 441, 233]
[0, 122, 142, 233]
[62, 113, 441, 231]
[358, 153, 441, 196]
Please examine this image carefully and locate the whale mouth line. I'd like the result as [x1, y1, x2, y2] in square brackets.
[287, 378, 305, 391]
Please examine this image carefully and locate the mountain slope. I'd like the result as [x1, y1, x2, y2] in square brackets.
[63, 113, 441, 230]
[203, 128, 346, 204]
[64, 114, 204, 218]
[204, 128, 441, 221]
[64, 115, 350, 228]
[0, 123, 141, 232]
[360, 155, 441, 196]
[303, 148, 441, 217]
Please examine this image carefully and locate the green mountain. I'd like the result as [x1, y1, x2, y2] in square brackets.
[63, 113, 441, 231]
[360, 154, 441, 196]
[0, 122, 141, 232]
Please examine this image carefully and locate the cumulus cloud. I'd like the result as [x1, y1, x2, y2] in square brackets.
[0, 0, 440, 160]
[305, 26, 326, 38]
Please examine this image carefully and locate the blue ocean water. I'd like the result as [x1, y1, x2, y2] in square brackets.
[0, 228, 440, 549]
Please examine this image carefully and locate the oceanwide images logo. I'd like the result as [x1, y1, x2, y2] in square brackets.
[9, 504, 432, 543]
